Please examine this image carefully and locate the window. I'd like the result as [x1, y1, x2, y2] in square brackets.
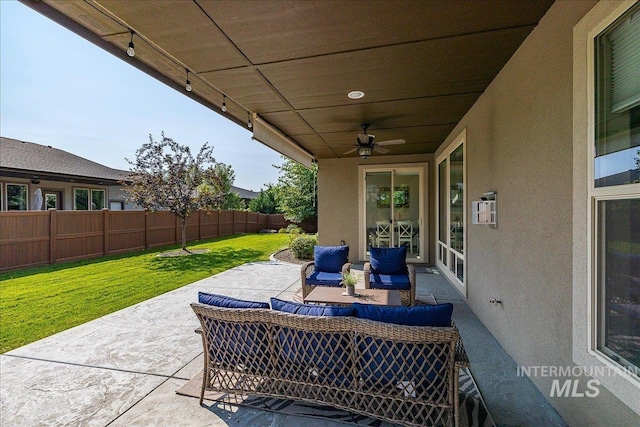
[594, 4, 640, 187]
[6, 184, 28, 211]
[45, 193, 57, 210]
[436, 130, 465, 293]
[593, 3, 640, 373]
[91, 190, 105, 210]
[74, 188, 89, 210]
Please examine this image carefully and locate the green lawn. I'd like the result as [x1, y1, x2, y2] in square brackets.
[0, 233, 288, 354]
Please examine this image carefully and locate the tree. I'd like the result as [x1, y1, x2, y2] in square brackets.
[221, 192, 247, 210]
[248, 185, 280, 214]
[123, 133, 227, 251]
[274, 158, 317, 224]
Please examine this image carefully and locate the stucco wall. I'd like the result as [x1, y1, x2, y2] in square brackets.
[435, 0, 638, 424]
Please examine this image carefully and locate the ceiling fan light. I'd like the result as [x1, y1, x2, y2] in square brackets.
[358, 146, 372, 159]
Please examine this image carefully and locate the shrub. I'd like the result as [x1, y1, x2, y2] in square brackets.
[289, 234, 317, 259]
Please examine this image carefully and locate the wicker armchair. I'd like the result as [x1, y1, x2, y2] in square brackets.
[364, 246, 416, 306]
[301, 245, 351, 300]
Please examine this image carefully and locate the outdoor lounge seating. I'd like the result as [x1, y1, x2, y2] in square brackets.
[301, 245, 351, 300]
[364, 246, 416, 306]
[191, 293, 469, 427]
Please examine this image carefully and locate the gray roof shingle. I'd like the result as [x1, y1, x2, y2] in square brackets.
[0, 137, 129, 182]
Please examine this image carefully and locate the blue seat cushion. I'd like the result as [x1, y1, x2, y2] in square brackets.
[314, 245, 349, 273]
[198, 292, 269, 309]
[270, 298, 353, 387]
[353, 303, 453, 327]
[270, 298, 354, 316]
[306, 270, 343, 286]
[369, 272, 411, 290]
[369, 246, 407, 275]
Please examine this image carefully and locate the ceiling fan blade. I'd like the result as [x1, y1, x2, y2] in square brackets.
[343, 147, 358, 155]
[373, 146, 391, 154]
[376, 138, 405, 146]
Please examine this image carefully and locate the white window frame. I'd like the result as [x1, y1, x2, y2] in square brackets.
[574, 0, 640, 413]
[73, 188, 90, 211]
[436, 129, 466, 296]
[91, 189, 106, 210]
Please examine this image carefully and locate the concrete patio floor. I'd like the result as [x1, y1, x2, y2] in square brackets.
[0, 260, 565, 426]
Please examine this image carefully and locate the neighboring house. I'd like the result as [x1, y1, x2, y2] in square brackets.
[0, 137, 259, 212]
[230, 185, 259, 205]
[17, 1, 640, 425]
[0, 137, 132, 211]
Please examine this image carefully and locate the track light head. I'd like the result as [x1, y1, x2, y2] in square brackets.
[222, 95, 227, 112]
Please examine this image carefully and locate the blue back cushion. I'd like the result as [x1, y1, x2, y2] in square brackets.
[353, 303, 453, 327]
[314, 245, 349, 273]
[353, 302, 454, 398]
[369, 246, 407, 275]
[270, 298, 354, 316]
[197, 293, 269, 374]
[270, 298, 353, 387]
[198, 292, 270, 309]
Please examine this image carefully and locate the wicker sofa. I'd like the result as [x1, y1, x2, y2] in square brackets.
[191, 299, 469, 427]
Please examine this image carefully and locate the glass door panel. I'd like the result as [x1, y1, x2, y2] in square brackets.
[365, 171, 393, 256]
[364, 169, 423, 261]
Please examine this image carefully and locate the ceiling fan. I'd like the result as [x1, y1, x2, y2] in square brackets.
[343, 123, 405, 159]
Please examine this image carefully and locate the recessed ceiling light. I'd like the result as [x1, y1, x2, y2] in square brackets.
[348, 90, 365, 99]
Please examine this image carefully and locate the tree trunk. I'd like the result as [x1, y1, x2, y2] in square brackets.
[181, 216, 188, 251]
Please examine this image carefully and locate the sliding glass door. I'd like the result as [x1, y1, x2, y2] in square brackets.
[361, 165, 425, 262]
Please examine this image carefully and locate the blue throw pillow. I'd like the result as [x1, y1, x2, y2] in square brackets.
[353, 303, 453, 327]
[198, 292, 269, 309]
[314, 245, 349, 273]
[270, 298, 355, 316]
[369, 246, 407, 275]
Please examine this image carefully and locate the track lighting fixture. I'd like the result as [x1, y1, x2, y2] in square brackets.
[222, 95, 227, 112]
[127, 30, 135, 57]
[185, 68, 192, 92]
[247, 112, 252, 129]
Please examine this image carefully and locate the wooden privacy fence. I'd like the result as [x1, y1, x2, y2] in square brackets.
[0, 209, 316, 272]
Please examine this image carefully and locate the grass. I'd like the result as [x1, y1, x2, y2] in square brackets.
[0, 233, 289, 354]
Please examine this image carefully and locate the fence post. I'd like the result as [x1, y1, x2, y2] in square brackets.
[198, 209, 202, 241]
[144, 210, 149, 250]
[103, 208, 110, 256]
[49, 208, 57, 264]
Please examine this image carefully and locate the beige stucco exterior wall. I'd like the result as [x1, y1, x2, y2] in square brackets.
[434, 0, 638, 425]
[317, 154, 433, 264]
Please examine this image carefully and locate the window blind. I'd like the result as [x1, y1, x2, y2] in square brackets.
[609, 9, 640, 113]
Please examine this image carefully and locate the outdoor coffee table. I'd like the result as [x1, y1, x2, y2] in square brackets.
[303, 287, 402, 306]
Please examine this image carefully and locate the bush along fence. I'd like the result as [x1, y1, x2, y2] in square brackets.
[0, 209, 316, 272]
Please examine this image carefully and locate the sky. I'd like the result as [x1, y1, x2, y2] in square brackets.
[0, 1, 283, 191]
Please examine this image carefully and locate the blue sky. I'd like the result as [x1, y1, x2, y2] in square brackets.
[0, 1, 283, 191]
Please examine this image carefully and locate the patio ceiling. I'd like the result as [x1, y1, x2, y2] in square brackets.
[23, 0, 554, 164]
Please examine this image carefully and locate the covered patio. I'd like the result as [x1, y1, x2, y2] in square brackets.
[0, 260, 561, 426]
[12, 1, 640, 424]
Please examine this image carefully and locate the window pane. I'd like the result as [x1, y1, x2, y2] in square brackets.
[598, 199, 640, 370]
[595, 4, 640, 187]
[45, 193, 57, 210]
[450, 144, 464, 253]
[74, 189, 89, 210]
[7, 184, 27, 210]
[91, 190, 105, 210]
[438, 160, 448, 245]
